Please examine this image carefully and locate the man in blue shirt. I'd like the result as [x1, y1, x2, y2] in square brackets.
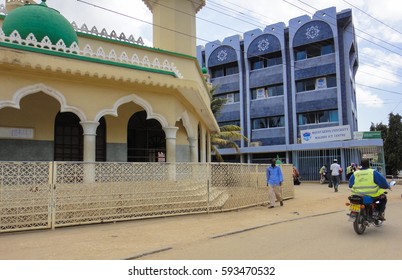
[266, 159, 284, 208]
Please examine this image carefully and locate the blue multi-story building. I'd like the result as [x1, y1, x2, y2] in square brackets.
[197, 7, 384, 179]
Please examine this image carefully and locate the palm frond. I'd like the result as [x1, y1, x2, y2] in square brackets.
[207, 85, 249, 162]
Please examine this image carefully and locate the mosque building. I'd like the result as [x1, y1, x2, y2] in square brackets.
[0, 0, 219, 163]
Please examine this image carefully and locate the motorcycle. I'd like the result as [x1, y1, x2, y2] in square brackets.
[319, 172, 328, 184]
[346, 180, 396, 235]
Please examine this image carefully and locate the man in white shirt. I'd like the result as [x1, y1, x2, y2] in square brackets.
[330, 159, 342, 192]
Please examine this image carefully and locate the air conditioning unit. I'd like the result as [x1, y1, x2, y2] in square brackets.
[250, 141, 262, 147]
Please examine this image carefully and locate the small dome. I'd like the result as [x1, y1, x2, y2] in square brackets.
[201, 67, 208, 74]
[2, 0, 78, 46]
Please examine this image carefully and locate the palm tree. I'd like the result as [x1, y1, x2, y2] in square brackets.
[209, 85, 248, 162]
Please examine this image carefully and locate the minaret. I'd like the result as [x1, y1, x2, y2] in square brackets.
[142, 0, 205, 57]
[6, 0, 36, 12]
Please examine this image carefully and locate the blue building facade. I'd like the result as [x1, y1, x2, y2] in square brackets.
[197, 7, 384, 179]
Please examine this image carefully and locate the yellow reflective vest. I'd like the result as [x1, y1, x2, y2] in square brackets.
[352, 169, 384, 197]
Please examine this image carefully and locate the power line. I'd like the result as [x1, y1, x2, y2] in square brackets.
[292, 0, 402, 56]
[208, 0, 280, 27]
[199, 0, 402, 86]
[76, 0, 212, 44]
[342, 0, 402, 36]
[74, 0, 402, 104]
[356, 83, 402, 96]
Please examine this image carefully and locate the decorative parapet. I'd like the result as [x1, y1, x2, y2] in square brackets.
[6, 0, 32, 3]
[0, 6, 144, 46]
[71, 22, 144, 46]
[0, 27, 183, 78]
[0, 4, 6, 15]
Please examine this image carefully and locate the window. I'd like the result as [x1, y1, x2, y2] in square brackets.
[251, 59, 264, 70]
[253, 118, 267, 129]
[54, 112, 83, 161]
[296, 79, 315, 92]
[315, 77, 327, 89]
[269, 116, 285, 128]
[249, 52, 282, 70]
[296, 50, 307, 60]
[252, 116, 285, 129]
[226, 64, 239, 75]
[227, 93, 234, 103]
[267, 56, 282, 67]
[210, 62, 239, 78]
[251, 84, 284, 99]
[211, 67, 224, 78]
[216, 92, 240, 104]
[267, 84, 284, 97]
[326, 75, 337, 88]
[296, 75, 336, 93]
[297, 110, 338, 125]
[256, 88, 265, 99]
[321, 44, 335, 55]
[294, 40, 335, 61]
[218, 120, 240, 127]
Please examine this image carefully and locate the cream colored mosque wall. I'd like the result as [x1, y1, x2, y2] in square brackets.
[0, 92, 59, 140]
[176, 121, 189, 145]
[0, 0, 215, 163]
[104, 102, 141, 144]
[0, 91, 58, 161]
[174, 120, 191, 162]
[76, 34, 210, 102]
[0, 52, 195, 124]
[0, 62, 200, 142]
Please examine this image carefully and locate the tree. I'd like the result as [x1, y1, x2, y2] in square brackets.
[370, 122, 388, 140]
[383, 113, 402, 176]
[209, 85, 248, 162]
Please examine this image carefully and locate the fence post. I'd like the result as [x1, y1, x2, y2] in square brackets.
[256, 164, 259, 188]
[207, 162, 210, 213]
[49, 161, 56, 230]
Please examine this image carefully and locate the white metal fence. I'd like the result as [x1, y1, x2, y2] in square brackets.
[0, 162, 294, 233]
[293, 146, 385, 181]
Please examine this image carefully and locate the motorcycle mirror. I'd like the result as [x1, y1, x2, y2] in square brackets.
[390, 180, 397, 187]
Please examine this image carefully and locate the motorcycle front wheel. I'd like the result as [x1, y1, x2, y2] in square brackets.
[319, 176, 325, 184]
[353, 212, 366, 235]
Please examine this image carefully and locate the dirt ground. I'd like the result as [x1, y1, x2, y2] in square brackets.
[0, 181, 400, 260]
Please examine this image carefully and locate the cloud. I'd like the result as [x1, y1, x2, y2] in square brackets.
[357, 47, 402, 87]
[46, 0, 153, 43]
[356, 87, 384, 108]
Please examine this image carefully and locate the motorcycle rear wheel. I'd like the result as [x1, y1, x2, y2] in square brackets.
[353, 212, 366, 234]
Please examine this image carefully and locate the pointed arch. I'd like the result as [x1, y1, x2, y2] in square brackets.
[0, 83, 87, 121]
[96, 94, 169, 127]
[177, 110, 195, 138]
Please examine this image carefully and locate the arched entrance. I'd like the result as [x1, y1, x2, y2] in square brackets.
[54, 112, 106, 161]
[127, 111, 166, 162]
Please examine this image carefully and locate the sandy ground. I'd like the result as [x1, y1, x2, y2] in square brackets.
[0, 181, 400, 260]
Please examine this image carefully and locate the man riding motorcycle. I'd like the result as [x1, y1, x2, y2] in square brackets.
[348, 158, 390, 220]
[319, 165, 328, 182]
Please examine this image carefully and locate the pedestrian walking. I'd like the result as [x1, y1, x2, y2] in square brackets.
[330, 158, 342, 192]
[266, 159, 284, 208]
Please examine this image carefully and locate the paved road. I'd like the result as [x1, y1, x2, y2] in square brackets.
[138, 200, 402, 260]
[1, 182, 401, 260]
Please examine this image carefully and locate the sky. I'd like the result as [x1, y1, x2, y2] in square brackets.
[2, 0, 402, 132]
